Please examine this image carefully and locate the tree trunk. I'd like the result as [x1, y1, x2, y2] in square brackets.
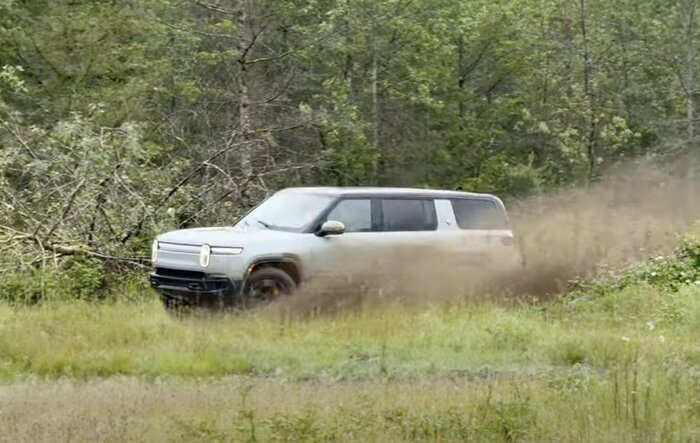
[457, 35, 465, 123]
[578, 0, 597, 183]
[533, 26, 551, 169]
[685, 0, 696, 145]
[371, 48, 380, 182]
[343, 0, 354, 180]
[681, 0, 699, 197]
[235, 0, 253, 179]
[534, 53, 550, 168]
[344, 0, 353, 96]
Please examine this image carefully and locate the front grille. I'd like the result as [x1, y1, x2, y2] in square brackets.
[155, 267, 205, 280]
[151, 268, 232, 295]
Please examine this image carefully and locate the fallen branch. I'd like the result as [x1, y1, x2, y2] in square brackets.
[0, 225, 150, 269]
[119, 137, 250, 244]
[44, 179, 86, 238]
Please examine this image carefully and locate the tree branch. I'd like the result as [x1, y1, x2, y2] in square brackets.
[43, 179, 86, 238]
[193, 0, 235, 15]
[119, 137, 251, 244]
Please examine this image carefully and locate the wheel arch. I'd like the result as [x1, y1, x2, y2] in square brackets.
[244, 254, 303, 288]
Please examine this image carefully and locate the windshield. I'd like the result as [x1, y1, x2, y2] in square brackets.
[235, 192, 334, 232]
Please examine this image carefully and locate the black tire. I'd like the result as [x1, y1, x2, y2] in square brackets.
[160, 294, 190, 316]
[242, 267, 297, 308]
[161, 294, 222, 317]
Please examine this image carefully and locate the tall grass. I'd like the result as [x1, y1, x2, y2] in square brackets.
[2, 278, 700, 441]
[2, 364, 700, 442]
[2, 283, 697, 380]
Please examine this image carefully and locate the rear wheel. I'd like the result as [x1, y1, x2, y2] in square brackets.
[242, 267, 297, 308]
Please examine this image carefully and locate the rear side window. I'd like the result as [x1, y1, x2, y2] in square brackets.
[380, 199, 437, 232]
[450, 199, 509, 230]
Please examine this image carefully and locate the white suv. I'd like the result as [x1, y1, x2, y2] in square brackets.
[150, 187, 521, 309]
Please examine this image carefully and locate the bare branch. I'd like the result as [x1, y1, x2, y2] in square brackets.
[203, 161, 239, 187]
[253, 72, 296, 105]
[119, 137, 253, 244]
[0, 225, 149, 268]
[255, 122, 308, 134]
[245, 32, 334, 65]
[0, 119, 38, 159]
[156, 17, 238, 40]
[239, 23, 268, 63]
[193, 0, 235, 15]
[177, 188, 239, 228]
[43, 179, 86, 238]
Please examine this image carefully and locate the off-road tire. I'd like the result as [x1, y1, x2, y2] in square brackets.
[160, 294, 192, 316]
[242, 267, 297, 308]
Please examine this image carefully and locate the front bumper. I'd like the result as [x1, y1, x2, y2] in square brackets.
[150, 267, 243, 306]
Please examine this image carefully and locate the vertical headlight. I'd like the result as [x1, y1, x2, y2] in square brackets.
[199, 244, 211, 268]
[151, 240, 159, 264]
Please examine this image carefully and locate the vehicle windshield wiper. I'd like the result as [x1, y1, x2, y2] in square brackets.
[253, 218, 275, 229]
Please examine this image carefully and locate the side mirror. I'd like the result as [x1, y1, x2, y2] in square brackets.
[317, 220, 345, 237]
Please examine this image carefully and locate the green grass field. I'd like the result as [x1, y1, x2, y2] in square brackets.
[2, 279, 700, 442]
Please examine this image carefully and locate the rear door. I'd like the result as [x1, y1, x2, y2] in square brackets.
[447, 198, 517, 269]
[370, 197, 442, 276]
[308, 196, 442, 280]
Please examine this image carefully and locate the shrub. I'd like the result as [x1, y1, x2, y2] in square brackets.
[567, 233, 700, 302]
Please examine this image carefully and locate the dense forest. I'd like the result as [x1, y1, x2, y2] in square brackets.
[1, 0, 699, 290]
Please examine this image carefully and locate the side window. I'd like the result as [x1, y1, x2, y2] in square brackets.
[326, 199, 372, 232]
[450, 199, 509, 230]
[380, 199, 437, 232]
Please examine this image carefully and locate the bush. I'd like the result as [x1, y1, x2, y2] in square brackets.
[567, 233, 700, 301]
[0, 255, 110, 303]
[0, 267, 61, 303]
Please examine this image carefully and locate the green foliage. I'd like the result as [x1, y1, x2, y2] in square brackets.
[0, 268, 61, 304]
[63, 256, 105, 299]
[0, 259, 159, 305]
[2, 0, 700, 290]
[2, 0, 693, 201]
[568, 234, 700, 302]
[0, 257, 103, 303]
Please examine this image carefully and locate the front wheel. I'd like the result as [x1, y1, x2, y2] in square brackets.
[241, 267, 297, 308]
[160, 293, 192, 316]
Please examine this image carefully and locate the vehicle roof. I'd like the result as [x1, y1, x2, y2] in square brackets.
[279, 186, 500, 200]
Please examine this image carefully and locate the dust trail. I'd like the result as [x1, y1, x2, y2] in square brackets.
[510, 157, 700, 295]
[267, 157, 700, 316]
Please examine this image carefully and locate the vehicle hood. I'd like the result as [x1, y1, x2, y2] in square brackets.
[156, 226, 293, 247]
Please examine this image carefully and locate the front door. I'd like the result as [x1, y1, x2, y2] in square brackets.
[306, 198, 381, 281]
[308, 196, 444, 292]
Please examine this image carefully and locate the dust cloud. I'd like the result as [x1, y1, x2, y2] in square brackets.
[267, 157, 700, 316]
[508, 158, 699, 295]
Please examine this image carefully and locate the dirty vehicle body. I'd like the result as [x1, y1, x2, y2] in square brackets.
[149, 187, 521, 309]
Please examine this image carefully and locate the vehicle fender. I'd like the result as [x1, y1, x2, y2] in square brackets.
[244, 254, 304, 288]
